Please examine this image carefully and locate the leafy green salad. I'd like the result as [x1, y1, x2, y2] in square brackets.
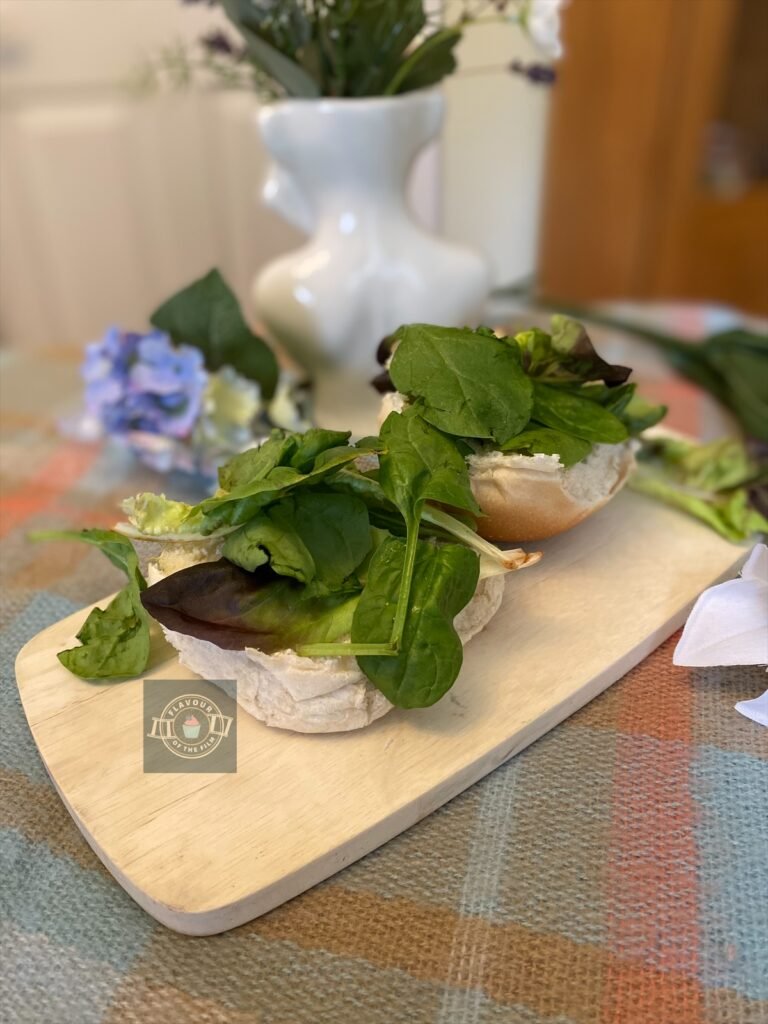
[33, 420, 539, 708]
[32, 317, 767, 710]
[373, 317, 668, 467]
[630, 435, 768, 542]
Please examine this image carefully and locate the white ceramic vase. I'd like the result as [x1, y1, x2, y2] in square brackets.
[253, 90, 490, 376]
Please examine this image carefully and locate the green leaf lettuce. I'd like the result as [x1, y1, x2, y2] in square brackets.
[630, 436, 768, 542]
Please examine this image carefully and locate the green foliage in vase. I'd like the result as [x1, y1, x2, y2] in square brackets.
[216, 0, 460, 98]
[145, 0, 561, 100]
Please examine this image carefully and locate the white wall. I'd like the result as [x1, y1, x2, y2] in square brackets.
[443, 22, 550, 289]
[0, 0, 548, 347]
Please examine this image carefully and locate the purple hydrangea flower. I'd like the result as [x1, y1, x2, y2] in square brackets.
[82, 327, 207, 440]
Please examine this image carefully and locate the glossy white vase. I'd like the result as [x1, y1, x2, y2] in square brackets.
[253, 90, 490, 375]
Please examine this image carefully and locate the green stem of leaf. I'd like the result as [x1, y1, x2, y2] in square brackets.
[295, 641, 398, 657]
[389, 513, 420, 649]
[421, 505, 528, 577]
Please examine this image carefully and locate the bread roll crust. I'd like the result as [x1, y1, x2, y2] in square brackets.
[469, 444, 635, 542]
[379, 392, 635, 543]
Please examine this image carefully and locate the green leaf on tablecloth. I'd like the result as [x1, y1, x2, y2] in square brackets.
[150, 268, 279, 399]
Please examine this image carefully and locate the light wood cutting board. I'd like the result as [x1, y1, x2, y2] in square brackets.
[15, 490, 748, 935]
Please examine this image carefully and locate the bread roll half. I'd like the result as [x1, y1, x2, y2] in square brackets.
[378, 392, 635, 542]
[468, 444, 635, 542]
[146, 549, 505, 734]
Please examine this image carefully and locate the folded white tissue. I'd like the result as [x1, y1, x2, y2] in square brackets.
[674, 544, 768, 728]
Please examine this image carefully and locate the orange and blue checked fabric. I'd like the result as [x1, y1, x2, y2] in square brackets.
[1, 400, 767, 1024]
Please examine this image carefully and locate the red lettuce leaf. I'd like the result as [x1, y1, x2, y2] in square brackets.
[141, 559, 359, 653]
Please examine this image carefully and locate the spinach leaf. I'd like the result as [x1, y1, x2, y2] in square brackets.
[531, 382, 629, 444]
[389, 323, 533, 444]
[353, 537, 479, 708]
[216, 428, 352, 491]
[577, 381, 635, 413]
[150, 268, 279, 399]
[354, 434, 386, 453]
[304, 409, 482, 659]
[329, 469, 407, 534]
[379, 407, 480, 521]
[141, 559, 359, 654]
[58, 588, 150, 680]
[223, 509, 313, 580]
[285, 491, 371, 588]
[376, 407, 479, 653]
[577, 382, 666, 436]
[619, 393, 668, 434]
[223, 490, 372, 590]
[330, 468, 510, 570]
[500, 426, 592, 467]
[201, 444, 361, 518]
[31, 528, 145, 588]
[290, 429, 351, 471]
[217, 430, 297, 491]
[124, 430, 362, 539]
[29, 529, 150, 680]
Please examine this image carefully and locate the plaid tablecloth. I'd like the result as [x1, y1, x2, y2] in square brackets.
[1, 349, 767, 1024]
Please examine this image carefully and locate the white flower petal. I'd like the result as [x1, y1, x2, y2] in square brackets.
[673, 544, 768, 667]
[741, 542, 768, 584]
[735, 689, 768, 729]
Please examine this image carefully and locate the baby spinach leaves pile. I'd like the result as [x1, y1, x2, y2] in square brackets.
[378, 317, 667, 467]
[37, 422, 510, 708]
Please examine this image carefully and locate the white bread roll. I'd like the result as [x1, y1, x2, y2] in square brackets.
[146, 546, 505, 734]
[468, 444, 635, 542]
[378, 392, 635, 542]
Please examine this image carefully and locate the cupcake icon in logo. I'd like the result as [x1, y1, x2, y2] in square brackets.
[147, 690, 234, 765]
[182, 714, 201, 740]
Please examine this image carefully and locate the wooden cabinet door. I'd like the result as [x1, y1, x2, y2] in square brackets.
[538, 0, 768, 316]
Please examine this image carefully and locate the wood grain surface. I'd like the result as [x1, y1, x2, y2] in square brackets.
[15, 490, 747, 935]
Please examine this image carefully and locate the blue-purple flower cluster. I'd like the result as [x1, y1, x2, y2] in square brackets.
[72, 325, 310, 479]
[83, 328, 207, 439]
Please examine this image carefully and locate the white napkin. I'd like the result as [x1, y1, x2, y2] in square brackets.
[674, 544, 768, 728]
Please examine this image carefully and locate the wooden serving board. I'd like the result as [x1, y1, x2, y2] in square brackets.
[16, 490, 747, 935]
